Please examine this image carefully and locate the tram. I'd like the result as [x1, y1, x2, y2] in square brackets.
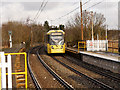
[46, 30, 65, 54]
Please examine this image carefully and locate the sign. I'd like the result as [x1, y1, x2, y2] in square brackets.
[90, 42, 93, 46]
[87, 40, 108, 51]
[51, 32, 62, 35]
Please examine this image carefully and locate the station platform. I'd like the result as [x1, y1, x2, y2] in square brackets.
[66, 47, 120, 74]
[66, 47, 120, 63]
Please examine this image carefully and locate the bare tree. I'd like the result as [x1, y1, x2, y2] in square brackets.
[65, 11, 106, 45]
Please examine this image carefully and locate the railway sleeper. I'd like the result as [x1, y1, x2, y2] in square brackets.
[16, 79, 25, 83]
[16, 75, 25, 79]
[17, 83, 25, 88]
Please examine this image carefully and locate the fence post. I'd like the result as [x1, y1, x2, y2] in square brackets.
[8, 54, 12, 88]
[106, 40, 108, 51]
[78, 42, 79, 53]
[1, 52, 6, 88]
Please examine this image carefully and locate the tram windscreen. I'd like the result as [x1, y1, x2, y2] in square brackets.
[50, 33, 64, 45]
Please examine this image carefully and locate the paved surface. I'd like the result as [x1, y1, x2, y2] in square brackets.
[66, 47, 120, 74]
[3, 44, 24, 53]
[66, 47, 120, 63]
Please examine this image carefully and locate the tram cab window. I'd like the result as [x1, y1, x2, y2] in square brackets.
[50, 33, 64, 45]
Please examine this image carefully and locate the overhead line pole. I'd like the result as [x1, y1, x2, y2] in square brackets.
[91, 11, 94, 41]
[80, 0, 83, 40]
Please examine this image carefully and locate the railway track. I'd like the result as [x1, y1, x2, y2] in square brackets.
[27, 46, 73, 89]
[63, 55, 120, 82]
[37, 47, 74, 89]
[27, 46, 41, 89]
[27, 46, 119, 89]
[50, 56, 114, 90]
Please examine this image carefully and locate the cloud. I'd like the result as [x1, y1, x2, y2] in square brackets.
[21, 2, 60, 11]
[2, 0, 80, 2]
[1, 0, 120, 29]
[1, 2, 37, 23]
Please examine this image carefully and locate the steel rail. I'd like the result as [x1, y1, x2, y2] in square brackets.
[27, 47, 42, 89]
[37, 48, 74, 90]
[81, 60, 120, 82]
[63, 53, 120, 82]
[51, 56, 114, 90]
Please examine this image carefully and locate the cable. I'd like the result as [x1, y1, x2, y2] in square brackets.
[83, 0, 92, 6]
[52, 0, 92, 21]
[85, 0, 104, 10]
[53, 0, 103, 22]
[34, 0, 45, 21]
[53, 7, 79, 21]
[35, 1, 48, 20]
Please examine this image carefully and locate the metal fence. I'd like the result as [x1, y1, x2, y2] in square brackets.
[0, 52, 27, 89]
[86, 40, 108, 51]
[67, 40, 119, 53]
[108, 40, 118, 53]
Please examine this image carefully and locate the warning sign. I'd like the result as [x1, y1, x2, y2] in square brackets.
[90, 42, 93, 46]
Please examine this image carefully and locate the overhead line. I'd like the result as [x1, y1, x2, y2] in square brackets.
[52, 0, 91, 21]
[85, 0, 104, 10]
[34, 0, 45, 21]
[35, 1, 48, 20]
[83, 0, 92, 6]
[55, 7, 79, 20]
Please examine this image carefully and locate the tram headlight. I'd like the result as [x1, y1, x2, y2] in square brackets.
[51, 46, 54, 49]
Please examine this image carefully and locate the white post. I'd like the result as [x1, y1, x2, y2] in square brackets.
[8, 54, 12, 88]
[9, 35, 12, 48]
[1, 52, 6, 88]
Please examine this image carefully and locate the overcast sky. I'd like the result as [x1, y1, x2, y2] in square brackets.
[0, 0, 120, 29]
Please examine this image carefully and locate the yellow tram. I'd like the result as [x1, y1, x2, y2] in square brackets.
[46, 30, 65, 54]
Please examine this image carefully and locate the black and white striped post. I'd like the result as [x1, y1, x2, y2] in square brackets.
[8, 31, 12, 48]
